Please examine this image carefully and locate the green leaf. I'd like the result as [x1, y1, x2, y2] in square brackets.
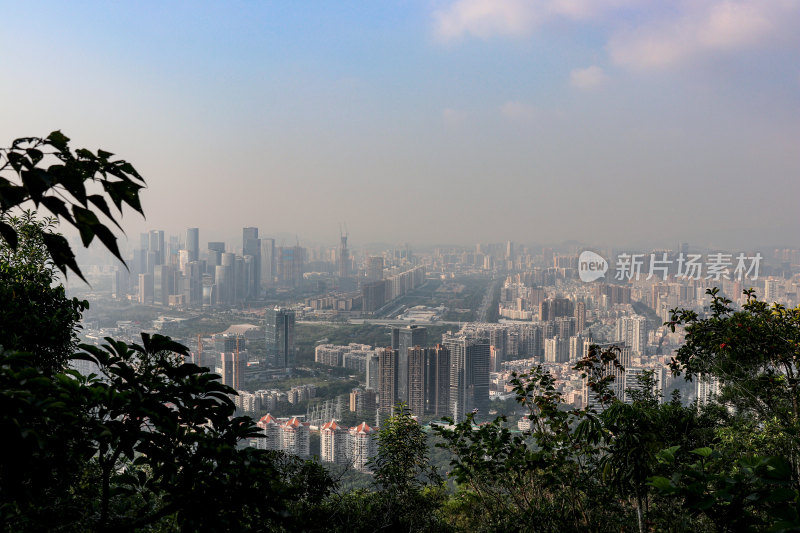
[690, 447, 713, 458]
[0, 220, 18, 250]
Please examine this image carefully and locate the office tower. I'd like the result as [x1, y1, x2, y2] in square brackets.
[184, 261, 203, 307]
[140, 232, 149, 251]
[260, 238, 275, 289]
[575, 301, 586, 333]
[149, 230, 164, 265]
[208, 241, 225, 253]
[218, 252, 235, 304]
[391, 326, 427, 403]
[265, 307, 295, 369]
[277, 246, 305, 287]
[424, 344, 450, 416]
[444, 333, 490, 421]
[235, 255, 245, 302]
[243, 227, 260, 295]
[338, 233, 350, 279]
[367, 256, 384, 281]
[153, 265, 172, 306]
[138, 273, 154, 304]
[186, 228, 199, 262]
[378, 347, 398, 415]
[407, 347, 426, 418]
[217, 350, 247, 390]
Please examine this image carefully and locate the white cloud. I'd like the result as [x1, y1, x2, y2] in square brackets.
[442, 107, 467, 126]
[433, 0, 540, 41]
[433, 0, 799, 72]
[500, 101, 535, 121]
[569, 66, 609, 89]
[608, 1, 799, 70]
[432, 0, 636, 41]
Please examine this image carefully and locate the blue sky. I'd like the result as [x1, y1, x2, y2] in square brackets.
[1, 1, 798, 249]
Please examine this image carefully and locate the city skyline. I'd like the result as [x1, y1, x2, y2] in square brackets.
[2, 2, 798, 249]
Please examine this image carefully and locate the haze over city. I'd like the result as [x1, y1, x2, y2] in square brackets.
[2, 1, 798, 248]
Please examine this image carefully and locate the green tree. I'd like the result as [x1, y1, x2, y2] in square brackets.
[669, 288, 800, 473]
[1, 333, 335, 531]
[0, 211, 87, 373]
[0, 131, 145, 281]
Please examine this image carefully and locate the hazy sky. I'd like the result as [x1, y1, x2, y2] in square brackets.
[2, 1, 798, 250]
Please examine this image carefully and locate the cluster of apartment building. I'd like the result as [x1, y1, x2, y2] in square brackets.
[234, 384, 317, 414]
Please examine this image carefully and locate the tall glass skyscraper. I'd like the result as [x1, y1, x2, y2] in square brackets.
[265, 307, 295, 369]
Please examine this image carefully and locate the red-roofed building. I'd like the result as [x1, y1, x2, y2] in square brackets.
[281, 416, 310, 457]
[256, 413, 282, 451]
[320, 419, 349, 465]
[349, 422, 377, 473]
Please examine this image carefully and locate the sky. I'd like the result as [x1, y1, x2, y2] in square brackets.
[1, 1, 798, 251]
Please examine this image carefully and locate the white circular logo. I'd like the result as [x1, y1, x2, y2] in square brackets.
[578, 250, 608, 282]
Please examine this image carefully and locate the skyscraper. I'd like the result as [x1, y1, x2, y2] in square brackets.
[149, 230, 165, 265]
[338, 233, 350, 279]
[265, 307, 295, 369]
[243, 227, 260, 297]
[367, 256, 384, 281]
[424, 344, 450, 416]
[407, 347, 426, 418]
[444, 333, 490, 421]
[260, 238, 275, 289]
[391, 325, 427, 403]
[186, 227, 199, 262]
[377, 347, 397, 415]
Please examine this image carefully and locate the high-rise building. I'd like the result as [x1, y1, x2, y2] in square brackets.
[149, 230, 165, 265]
[366, 352, 380, 390]
[378, 347, 397, 415]
[582, 342, 632, 410]
[444, 333, 490, 421]
[277, 246, 305, 287]
[616, 315, 648, 356]
[544, 337, 569, 363]
[367, 256, 384, 281]
[138, 273, 154, 304]
[260, 238, 275, 289]
[243, 227, 260, 297]
[186, 227, 199, 262]
[338, 233, 350, 279]
[407, 347, 426, 418]
[391, 326, 427, 403]
[320, 420, 349, 465]
[216, 350, 247, 390]
[265, 307, 295, 369]
[424, 344, 450, 416]
[208, 241, 225, 253]
[349, 422, 377, 473]
[575, 301, 586, 333]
